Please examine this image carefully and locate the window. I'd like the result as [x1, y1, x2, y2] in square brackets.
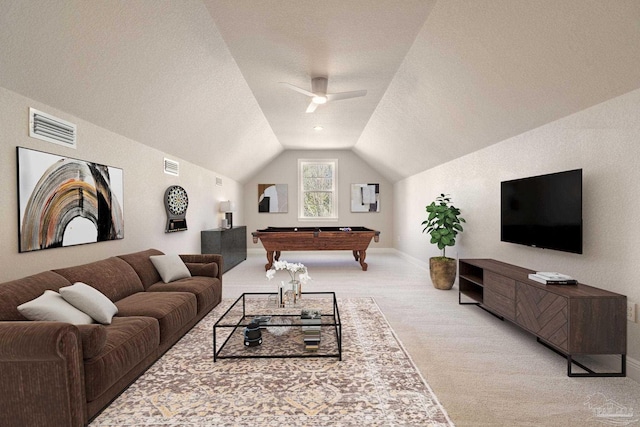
[298, 159, 338, 220]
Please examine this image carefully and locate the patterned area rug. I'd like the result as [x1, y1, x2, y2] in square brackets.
[90, 298, 453, 426]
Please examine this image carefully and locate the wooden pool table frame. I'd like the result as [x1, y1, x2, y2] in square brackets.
[252, 227, 380, 271]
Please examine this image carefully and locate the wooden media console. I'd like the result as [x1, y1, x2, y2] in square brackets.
[459, 259, 626, 377]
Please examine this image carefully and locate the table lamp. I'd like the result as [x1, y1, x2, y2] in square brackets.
[219, 201, 235, 228]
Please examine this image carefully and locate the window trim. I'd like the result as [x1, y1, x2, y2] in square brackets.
[298, 158, 338, 221]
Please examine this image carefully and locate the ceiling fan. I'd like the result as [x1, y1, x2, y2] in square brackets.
[280, 77, 367, 113]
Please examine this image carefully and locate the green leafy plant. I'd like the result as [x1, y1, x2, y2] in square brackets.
[421, 194, 465, 258]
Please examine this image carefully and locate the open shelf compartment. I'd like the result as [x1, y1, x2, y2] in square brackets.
[459, 260, 484, 304]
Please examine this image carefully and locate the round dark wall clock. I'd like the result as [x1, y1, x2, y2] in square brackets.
[164, 185, 188, 232]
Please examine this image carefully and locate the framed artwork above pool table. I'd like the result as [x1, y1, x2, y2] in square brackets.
[351, 183, 380, 212]
[258, 184, 288, 213]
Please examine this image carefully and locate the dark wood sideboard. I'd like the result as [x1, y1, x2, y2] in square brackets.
[201, 226, 247, 273]
[459, 259, 626, 377]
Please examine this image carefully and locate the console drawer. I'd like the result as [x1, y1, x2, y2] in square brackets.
[485, 271, 515, 300]
[484, 289, 516, 320]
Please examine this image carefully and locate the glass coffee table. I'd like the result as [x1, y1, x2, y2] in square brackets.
[213, 292, 342, 361]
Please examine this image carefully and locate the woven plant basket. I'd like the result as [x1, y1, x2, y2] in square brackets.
[429, 257, 457, 290]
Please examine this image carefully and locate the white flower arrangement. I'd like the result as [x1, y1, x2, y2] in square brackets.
[266, 260, 311, 285]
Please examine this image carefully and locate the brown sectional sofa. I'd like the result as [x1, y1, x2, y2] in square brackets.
[0, 248, 223, 427]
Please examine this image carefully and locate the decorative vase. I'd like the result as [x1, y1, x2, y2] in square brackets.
[429, 257, 457, 290]
[289, 279, 301, 302]
[276, 280, 301, 307]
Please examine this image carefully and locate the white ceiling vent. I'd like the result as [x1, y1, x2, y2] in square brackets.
[29, 108, 77, 148]
[164, 158, 179, 176]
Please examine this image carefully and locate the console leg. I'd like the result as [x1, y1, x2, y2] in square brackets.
[275, 251, 281, 261]
[352, 250, 359, 261]
[537, 338, 626, 377]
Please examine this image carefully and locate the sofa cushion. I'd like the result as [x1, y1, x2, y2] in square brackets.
[184, 261, 219, 279]
[150, 254, 191, 283]
[115, 292, 197, 344]
[147, 276, 220, 313]
[54, 257, 144, 302]
[60, 282, 119, 324]
[117, 249, 164, 290]
[17, 290, 94, 325]
[180, 254, 222, 279]
[0, 271, 72, 321]
[76, 324, 107, 359]
[83, 316, 159, 402]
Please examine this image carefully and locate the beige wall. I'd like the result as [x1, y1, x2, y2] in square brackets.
[243, 149, 393, 248]
[0, 87, 243, 282]
[394, 88, 640, 371]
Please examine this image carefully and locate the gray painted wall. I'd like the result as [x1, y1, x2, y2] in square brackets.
[0, 87, 243, 282]
[243, 150, 393, 250]
[394, 88, 640, 372]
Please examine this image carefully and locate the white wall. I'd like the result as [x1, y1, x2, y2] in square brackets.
[395, 88, 640, 371]
[0, 87, 243, 282]
[243, 149, 393, 248]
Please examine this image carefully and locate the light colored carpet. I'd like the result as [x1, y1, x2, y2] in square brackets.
[220, 251, 640, 427]
[90, 297, 453, 426]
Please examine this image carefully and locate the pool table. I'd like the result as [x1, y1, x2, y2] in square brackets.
[252, 226, 380, 271]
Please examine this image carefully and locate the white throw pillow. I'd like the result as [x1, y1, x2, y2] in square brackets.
[59, 282, 119, 325]
[17, 290, 94, 325]
[150, 254, 192, 283]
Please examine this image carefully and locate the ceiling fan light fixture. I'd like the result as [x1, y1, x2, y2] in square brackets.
[281, 77, 366, 113]
[312, 95, 327, 104]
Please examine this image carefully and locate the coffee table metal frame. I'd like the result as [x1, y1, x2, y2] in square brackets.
[213, 291, 342, 362]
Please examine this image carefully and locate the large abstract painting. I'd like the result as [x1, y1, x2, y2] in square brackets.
[351, 183, 380, 212]
[17, 147, 124, 252]
[258, 184, 288, 213]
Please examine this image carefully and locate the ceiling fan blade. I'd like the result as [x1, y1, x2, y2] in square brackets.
[326, 89, 367, 102]
[306, 101, 319, 113]
[279, 82, 315, 97]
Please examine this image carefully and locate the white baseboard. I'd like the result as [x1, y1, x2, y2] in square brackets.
[627, 355, 640, 382]
[392, 249, 430, 272]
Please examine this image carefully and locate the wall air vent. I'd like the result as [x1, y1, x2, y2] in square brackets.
[216, 177, 223, 186]
[29, 108, 77, 148]
[164, 158, 179, 176]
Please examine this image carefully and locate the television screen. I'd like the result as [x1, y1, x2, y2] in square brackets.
[501, 169, 582, 254]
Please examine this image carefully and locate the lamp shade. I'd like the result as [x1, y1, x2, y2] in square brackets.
[219, 201, 236, 213]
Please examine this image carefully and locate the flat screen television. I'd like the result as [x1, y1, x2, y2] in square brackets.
[501, 169, 582, 254]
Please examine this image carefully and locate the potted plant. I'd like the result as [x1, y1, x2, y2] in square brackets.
[421, 194, 465, 289]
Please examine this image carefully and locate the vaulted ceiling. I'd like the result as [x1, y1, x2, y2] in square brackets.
[2, 0, 640, 183]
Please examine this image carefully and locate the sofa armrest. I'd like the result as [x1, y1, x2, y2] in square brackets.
[76, 324, 107, 359]
[180, 254, 223, 281]
[0, 322, 86, 427]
